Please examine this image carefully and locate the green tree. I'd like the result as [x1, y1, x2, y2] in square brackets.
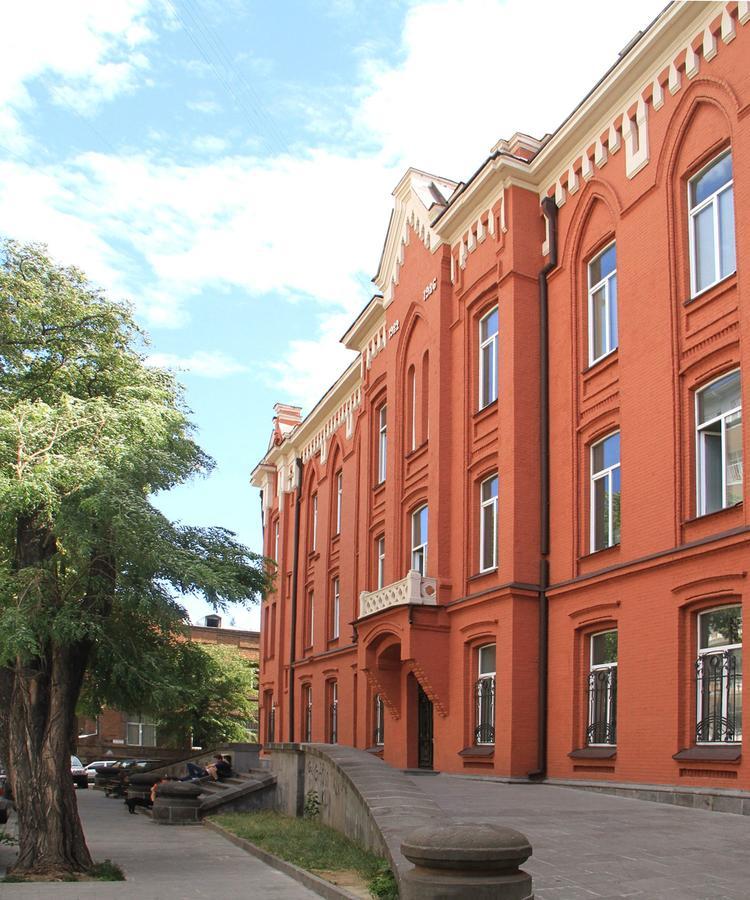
[0, 242, 270, 876]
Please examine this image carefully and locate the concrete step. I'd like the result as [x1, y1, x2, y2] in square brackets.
[199, 773, 277, 816]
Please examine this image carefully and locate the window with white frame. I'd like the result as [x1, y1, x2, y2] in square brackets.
[411, 505, 428, 576]
[587, 630, 617, 746]
[591, 432, 621, 551]
[311, 493, 318, 551]
[689, 150, 735, 296]
[378, 404, 387, 483]
[335, 471, 343, 534]
[126, 714, 158, 747]
[696, 370, 742, 516]
[479, 307, 498, 409]
[328, 681, 338, 744]
[696, 606, 742, 743]
[274, 519, 280, 563]
[480, 474, 498, 572]
[475, 644, 496, 745]
[588, 242, 617, 365]
[376, 535, 385, 589]
[331, 577, 340, 640]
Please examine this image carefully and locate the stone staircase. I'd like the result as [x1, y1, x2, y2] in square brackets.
[197, 770, 276, 816]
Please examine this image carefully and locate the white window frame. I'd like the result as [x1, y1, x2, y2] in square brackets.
[274, 519, 279, 563]
[331, 577, 340, 641]
[688, 150, 735, 298]
[479, 307, 498, 410]
[590, 432, 620, 552]
[374, 693, 385, 746]
[126, 714, 158, 747]
[329, 680, 338, 743]
[411, 505, 428, 576]
[587, 630, 617, 747]
[335, 472, 343, 535]
[410, 369, 417, 451]
[378, 404, 387, 483]
[311, 494, 318, 551]
[587, 241, 617, 366]
[695, 369, 742, 516]
[307, 591, 314, 648]
[377, 536, 385, 589]
[303, 684, 313, 742]
[696, 605, 742, 744]
[476, 644, 496, 746]
[479, 474, 498, 572]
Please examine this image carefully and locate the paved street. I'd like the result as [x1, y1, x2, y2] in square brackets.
[411, 774, 750, 900]
[0, 788, 317, 899]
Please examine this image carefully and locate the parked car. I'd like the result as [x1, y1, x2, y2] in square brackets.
[71, 755, 88, 789]
[84, 760, 117, 783]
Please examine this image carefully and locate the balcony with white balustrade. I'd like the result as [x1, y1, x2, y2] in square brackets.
[359, 570, 437, 619]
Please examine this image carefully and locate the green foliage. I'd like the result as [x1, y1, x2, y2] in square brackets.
[89, 859, 125, 881]
[214, 812, 395, 895]
[0, 240, 270, 712]
[303, 789, 321, 819]
[368, 864, 399, 900]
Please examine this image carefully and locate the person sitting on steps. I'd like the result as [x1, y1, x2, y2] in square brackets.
[181, 754, 232, 782]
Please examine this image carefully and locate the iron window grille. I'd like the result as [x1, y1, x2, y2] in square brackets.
[696, 370, 742, 516]
[587, 630, 618, 746]
[328, 682, 338, 744]
[587, 242, 617, 365]
[374, 693, 385, 746]
[303, 686, 312, 742]
[475, 644, 496, 745]
[696, 606, 742, 743]
[688, 150, 735, 297]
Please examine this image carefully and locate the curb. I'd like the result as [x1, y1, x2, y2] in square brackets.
[203, 818, 363, 900]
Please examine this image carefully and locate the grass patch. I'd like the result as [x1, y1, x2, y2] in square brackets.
[214, 810, 398, 898]
[89, 859, 125, 881]
[1, 860, 125, 883]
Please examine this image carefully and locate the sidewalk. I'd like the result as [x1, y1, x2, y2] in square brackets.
[0, 788, 318, 899]
[410, 773, 750, 900]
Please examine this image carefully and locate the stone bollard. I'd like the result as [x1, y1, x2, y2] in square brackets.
[400, 822, 534, 899]
[152, 780, 204, 825]
[126, 773, 160, 813]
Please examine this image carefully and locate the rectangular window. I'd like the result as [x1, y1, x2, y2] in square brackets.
[411, 505, 428, 576]
[266, 695, 276, 744]
[328, 681, 338, 744]
[311, 494, 318, 551]
[335, 472, 343, 535]
[475, 644, 496, 745]
[410, 368, 417, 451]
[696, 370, 742, 515]
[306, 591, 314, 648]
[126, 714, 158, 747]
[689, 151, 735, 296]
[377, 535, 385, 589]
[591, 432, 621, 551]
[378, 404, 387, 483]
[587, 631, 617, 746]
[331, 577, 340, 641]
[274, 519, 280, 563]
[303, 684, 312, 742]
[696, 606, 742, 743]
[374, 693, 385, 746]
[588, 242, 617, 365]
[479, 307, 498, 409]
[480, 474, 498, 572]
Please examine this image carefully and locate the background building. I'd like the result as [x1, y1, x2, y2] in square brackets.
[252, 1, 749, 795]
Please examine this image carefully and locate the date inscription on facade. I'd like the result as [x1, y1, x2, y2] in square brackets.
[423, 278, 437, 301]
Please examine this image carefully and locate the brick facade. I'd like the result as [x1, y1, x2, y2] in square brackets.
[252, 2, 750, 792]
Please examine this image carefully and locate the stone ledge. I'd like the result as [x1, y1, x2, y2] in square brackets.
[672, 746, 741, 762]
[568, 747, 617, 759]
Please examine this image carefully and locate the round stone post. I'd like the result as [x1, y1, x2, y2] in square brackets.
[400, 822, 533, 899]
[152, 781, 204, 825]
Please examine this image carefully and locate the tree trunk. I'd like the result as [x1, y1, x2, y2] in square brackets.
[4, 644, 93, 875]
[0, 514, 109, 876]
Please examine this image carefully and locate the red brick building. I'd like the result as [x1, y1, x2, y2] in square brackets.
[77, 618, 259, 762]
[252, 2, 749, 794]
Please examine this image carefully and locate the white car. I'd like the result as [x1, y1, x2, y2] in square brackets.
[84, 760, 117, 783]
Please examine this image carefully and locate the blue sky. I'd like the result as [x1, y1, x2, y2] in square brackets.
[0, 0, 662, 629]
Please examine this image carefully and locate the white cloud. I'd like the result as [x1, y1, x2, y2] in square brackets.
[187, 98, 222, 114]
[191, 135, 229, 154]
[355, 0, 662, 178]
[145, 350, 248, 378]
[0, 0, 154, 149]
